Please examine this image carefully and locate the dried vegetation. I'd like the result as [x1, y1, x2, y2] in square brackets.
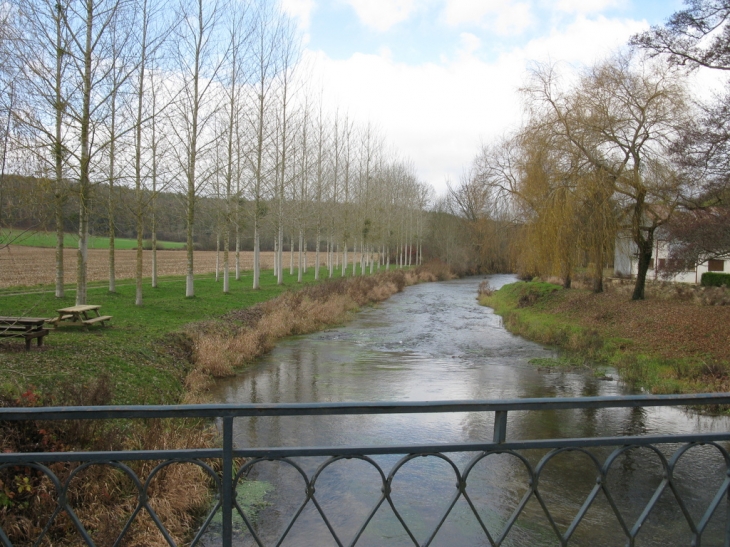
[0, 377, 217, 547]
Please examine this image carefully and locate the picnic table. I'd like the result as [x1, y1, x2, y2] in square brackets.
[52, 305, 112, 329]
[0, 316, 50, 350]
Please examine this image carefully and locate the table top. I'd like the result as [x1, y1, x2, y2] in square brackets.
[57, 305, 101, 313]
[0, 316, 49, 324]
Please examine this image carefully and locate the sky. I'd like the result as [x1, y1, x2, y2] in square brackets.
[279, 0, 691, 196]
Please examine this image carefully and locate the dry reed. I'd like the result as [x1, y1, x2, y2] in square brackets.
[1, 381, 218, 547]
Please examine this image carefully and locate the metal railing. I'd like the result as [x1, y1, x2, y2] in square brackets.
[2, 393, 730, 547]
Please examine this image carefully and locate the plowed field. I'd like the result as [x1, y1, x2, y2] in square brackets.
[0, 246, 276, 289]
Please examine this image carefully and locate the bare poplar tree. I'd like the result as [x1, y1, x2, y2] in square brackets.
[220, 0, 251, 294]
[130, 0, 173, 305]
[171, 0, 225, 297]
[273, 17, 299, 285]
[15, 0, 76, 298]
[246, 0, 281, 290]
[62, 0, 135, 305]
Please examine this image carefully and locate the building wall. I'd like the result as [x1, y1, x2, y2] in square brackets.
[614, 236, 727, 284]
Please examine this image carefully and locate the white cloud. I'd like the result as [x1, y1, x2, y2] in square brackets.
[344, 0, 419, 31]
[552, 0, 625, 15]
[302, 14, 655, 196]
[459, 32, 481, 55]
[304, 48, 524, 195]
[442, 0, 535, 35]
[280, 0, 316, 30]
[513, 15, 646, 66]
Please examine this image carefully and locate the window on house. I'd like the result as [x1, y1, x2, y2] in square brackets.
[657, 259, 665, 270]
[668, 259, 692, 271]
[708, 259, 725, 272]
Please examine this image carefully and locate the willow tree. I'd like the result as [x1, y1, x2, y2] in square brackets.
[524, 54, 691, 299]
[514, 128, 583, 287]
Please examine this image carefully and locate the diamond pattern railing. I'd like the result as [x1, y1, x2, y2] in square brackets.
[1, 393, 730, 547]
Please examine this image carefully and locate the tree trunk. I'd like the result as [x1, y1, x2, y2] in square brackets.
[297, 229, 303, 282]
[315, 226, 320, 280]
[223, 228, 230, 293]
[632, 231, 654, 300]
[253, 217, 260, 289]
[215, 232, 220, 282]
[235, 222, 241, 280]
[54, 6, 65, 299]
[75, 0, 94, 307]
[108, 85, 116, 294]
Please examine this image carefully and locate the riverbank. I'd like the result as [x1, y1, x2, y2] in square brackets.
[479, 279, 730, 394]
[0, 261, 452, 546]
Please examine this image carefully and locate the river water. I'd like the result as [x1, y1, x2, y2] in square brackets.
[208, 275, 730, 546]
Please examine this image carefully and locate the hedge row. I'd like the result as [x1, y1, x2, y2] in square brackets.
[701, 272, 730, 287]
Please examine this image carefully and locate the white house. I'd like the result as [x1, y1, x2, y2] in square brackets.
[614, 234, 728, 284]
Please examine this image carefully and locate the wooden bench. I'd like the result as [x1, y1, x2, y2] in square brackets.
[0, 317, 50, 350]
[82, 315, 112, 327]
[53, 305, 112, 330]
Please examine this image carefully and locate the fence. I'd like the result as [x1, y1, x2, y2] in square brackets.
[2, 393, 730, 546]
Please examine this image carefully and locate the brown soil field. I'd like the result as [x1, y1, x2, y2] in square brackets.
[0, 246, 277, 289]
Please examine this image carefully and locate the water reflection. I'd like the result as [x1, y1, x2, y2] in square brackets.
[208, 275, 730, 546]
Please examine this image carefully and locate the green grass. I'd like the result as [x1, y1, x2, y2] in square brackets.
[480, 281, 721, 395]
[0, 268, 350, 405]
[0, 228, 185, 249]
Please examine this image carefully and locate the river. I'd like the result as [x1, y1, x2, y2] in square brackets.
[208, 275, 730, 546]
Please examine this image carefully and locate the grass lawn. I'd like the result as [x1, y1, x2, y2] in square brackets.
[0, 228, 185, 249]
[0, 268, 346, 404]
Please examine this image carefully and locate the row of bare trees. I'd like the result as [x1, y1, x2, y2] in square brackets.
[450, 0, 730, 300]
[0, 0, 431, 305]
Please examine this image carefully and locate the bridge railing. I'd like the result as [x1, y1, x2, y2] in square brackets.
[2, 393, 730, 547]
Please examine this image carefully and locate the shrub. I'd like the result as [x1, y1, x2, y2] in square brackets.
[142, 239, 166, 250]
[415, 260, 454, 281]
[477, 280, 494, 297]
[701, 272, 730, 287]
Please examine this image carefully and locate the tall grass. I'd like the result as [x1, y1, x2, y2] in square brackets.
[0, 378, 217, 547]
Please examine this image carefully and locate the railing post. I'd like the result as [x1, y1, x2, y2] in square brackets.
[493, 410, 507, 443]
[222, 416, 234, 547]
[725, 483, 730, 547]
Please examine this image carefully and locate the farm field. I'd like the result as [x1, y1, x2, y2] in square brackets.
[0, 229, 186, 250]
[0, 245, 277, 289]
